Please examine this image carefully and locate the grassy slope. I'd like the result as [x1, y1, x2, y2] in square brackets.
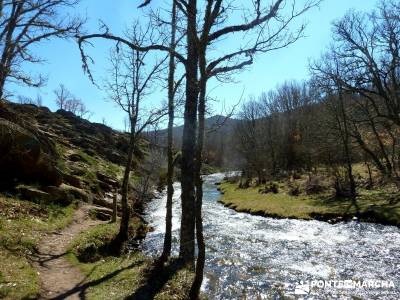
[0, 103, 157, 299]
[67, 223, 193, 300]
[219, 182, 400, 225]
[0, 196, 76, 299]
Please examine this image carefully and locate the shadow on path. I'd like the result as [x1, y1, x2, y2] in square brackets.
[49, 259, 145, 300]
[126, 258, 185, 300]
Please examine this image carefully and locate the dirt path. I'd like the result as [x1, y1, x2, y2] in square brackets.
[32, 205, 106, 300]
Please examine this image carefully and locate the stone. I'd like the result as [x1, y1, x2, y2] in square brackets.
[96, 172, 119, 188]
[62, 173, 82, 188]
[68, 153, 87, 163]
[42, 186, 73, 206]
[89, 206, 112, 221]
[0, 118, 62, 187]
[69, 165, 86, 176]
[93, 196, 113, 209]
[61, 184, 91, 203]
[16, 186, 51, 204]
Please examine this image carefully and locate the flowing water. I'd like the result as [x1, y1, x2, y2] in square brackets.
[142, 173, 400, 299]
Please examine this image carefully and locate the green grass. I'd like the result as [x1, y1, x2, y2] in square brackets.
[75, 149, 123, 179]
[219, 182, 400, 225]
[67, 222, 193, 300]
[76, 149, 97, 165]
[0, 250, 38, 299]
[68, 251, 149, 299]
[0, 195, 76, 299]
[68, 222, 119, 262]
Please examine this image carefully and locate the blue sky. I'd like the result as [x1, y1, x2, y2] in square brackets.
[8, 0, 377, 130]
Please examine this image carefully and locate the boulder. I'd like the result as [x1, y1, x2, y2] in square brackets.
[42, 186, 74, 206]
[89, 206, 113, 221]
[93, 192, 121, 210]
[16, 186, 51, 204]
[83, 148, 96, 157]
[96, 172, 119, 188]
[0, 118, 62, 187]
[103, 149, 124, 164]
[69, 165, 86, 176]
[98, 180, 113, 192]
[61, 184, 91, 203]
[68, 153, 87, 163]
[62, 173, 82, 188]
[93, 196, 113, 209]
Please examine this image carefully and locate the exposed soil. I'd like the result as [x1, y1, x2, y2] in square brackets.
[31, 205, 106, 299]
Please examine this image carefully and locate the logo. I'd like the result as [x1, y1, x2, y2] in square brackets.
[293, 279, 395, 295]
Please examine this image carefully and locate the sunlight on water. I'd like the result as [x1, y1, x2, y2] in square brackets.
[142, 173, 400, 299]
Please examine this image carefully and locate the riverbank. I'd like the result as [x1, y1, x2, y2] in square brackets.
[219, 182, 400, 226]
[66, 222, 193, 300]
[0, 194, 192, 299]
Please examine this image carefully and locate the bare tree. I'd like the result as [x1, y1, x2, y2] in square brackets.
[75, 99, 91, 118]
[34, 94, 42, 106]
[103, 22, 167, 249]
[0, 0, 83, 100]
[189, 0, 320, 295]
[77, 1, 319, 284]
[54, 84, 91, 118]
[17, 95, 34, 105]
[235, 80, 320, 183]
[235, 99, 267, 183]
[160, 0, 178, 262]
[54, 84, 71, 110]
[16, 93, 42, 106]
[311, 0, 400, 179]
[314, 66, 358, 203]
[328, 1, 400, 126]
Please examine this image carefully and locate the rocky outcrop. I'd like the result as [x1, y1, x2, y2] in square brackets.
[0, 118, 62, 188]
[62, 173, 82, 188]
[96, 172, 119, 192]
[16, 186, 52, 204]
[89, 206, 113, 221]
[16, 184, 91, 206]
[54, 109, 130, 164]
[0, 101, 140, 215]
[2, 102, 134, 165]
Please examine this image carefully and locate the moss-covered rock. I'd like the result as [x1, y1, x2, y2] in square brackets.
[0, 119, 62, 188]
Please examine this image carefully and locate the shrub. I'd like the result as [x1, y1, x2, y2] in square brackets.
[224, 175, 240, 184]
[305, 176, 326, 195]
[289, 184, 301, 196]
[258, 182, 279, 194]
[238, 178, 251, 189]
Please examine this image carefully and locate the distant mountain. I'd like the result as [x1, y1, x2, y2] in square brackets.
[145, 115, 242, 168]
[146, 115, 239, 145]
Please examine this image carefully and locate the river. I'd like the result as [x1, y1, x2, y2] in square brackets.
[142, 173, 400, 299]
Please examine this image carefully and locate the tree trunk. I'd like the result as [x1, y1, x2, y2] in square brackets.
[0, 74, 5, 100]
[338, 90, 359, 214]
[179, 0, 198, 266]
[161, 0, 177, 262]
[189, 56, 206, 300]
[112, 188, 118, 223]
[115, 128, 135, 247]
[352, 127, 387, 176]
[368, 116, 393, 176]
